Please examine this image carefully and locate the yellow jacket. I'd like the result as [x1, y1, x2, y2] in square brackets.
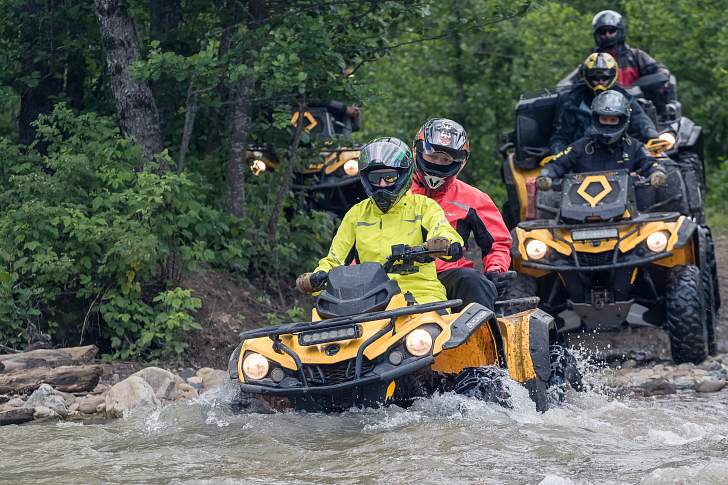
[314, 193, 464, 303]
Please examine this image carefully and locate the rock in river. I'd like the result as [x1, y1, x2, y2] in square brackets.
[105, 376, 161, 418]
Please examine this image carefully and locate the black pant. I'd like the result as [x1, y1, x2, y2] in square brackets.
[438, 268, 497, 313]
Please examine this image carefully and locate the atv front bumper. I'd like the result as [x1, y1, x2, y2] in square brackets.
[239, 355, 434, 396]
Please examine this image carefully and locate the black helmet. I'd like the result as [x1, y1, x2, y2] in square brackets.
[592, 10, 625, 49]
[413, 118, 470, 191]
[582, 52, 618, 94]
[588, 90, 631, 145]
[358, 137, 414, 213]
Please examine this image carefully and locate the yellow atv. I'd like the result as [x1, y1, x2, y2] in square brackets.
[245, 107, 365, 216]
[507, 168, 719, 364]
[228, 245, 579, 412]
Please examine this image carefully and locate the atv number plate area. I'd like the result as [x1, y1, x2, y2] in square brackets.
[298, 324, 362, 346]
[571, 228, 619, 241]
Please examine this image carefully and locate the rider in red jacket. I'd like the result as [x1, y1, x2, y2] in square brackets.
[411, 118, 512, 311]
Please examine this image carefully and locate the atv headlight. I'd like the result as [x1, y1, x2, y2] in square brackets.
[646, 231, 669, 253]
[343, 159, 359, 176]
[405, 328, 433, 356]
[242, 352, 269, 380]
[525, 239, 548, 260]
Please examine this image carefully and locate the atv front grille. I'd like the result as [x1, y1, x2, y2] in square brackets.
[303, 359, 374, 385]
[576, 251, 614, 267]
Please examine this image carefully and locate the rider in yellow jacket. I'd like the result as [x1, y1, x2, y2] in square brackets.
[296, 137, 463, 304]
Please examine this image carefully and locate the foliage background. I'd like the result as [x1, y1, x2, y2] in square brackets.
[0, 0, 725, 357]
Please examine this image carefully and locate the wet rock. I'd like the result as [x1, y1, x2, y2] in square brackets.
[176, 368, 197, 381]
[6, 397, 25, 408]
[26, 384, 69, 417]
[131, 367, 178, 401]
[0, 406, 35, 426]
[105, 376, 161, 418]
[96, 401, 106, 413]
[201, 369, 227, 392]
[68, 402, 79, 414]
[33, 405, 59, 420]
[78, 394, 106, 414]
[639, 378, 676, 396]
[175, 382, 198, 401]
[695, 379, 726, 393]
[672, 376, 697, 390]
[622, 359, 638, 369]
[0, 395, 9, 405]
[90, 383, 109, 395]
[186, 376, 203, 391]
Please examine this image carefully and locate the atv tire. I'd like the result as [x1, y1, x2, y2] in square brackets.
[454, 366, 511, 408]
[665, 265, 709, 364]
[504, 274, 537, 300]
[702, 230, 719, 355]
[547, 344, 583, 405]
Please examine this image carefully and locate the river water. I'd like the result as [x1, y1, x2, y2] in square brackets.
[2, 370, 728, 485]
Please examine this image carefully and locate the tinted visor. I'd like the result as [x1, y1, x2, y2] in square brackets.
[358, 139, 411, 172]
[366, 169, 400, 186]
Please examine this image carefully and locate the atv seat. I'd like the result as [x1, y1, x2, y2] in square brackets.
[316, 263, 401, 319]
[515, 92, 559, 169]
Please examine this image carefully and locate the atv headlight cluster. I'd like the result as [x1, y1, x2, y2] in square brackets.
[242, 352, 269, 380]
[405, 328, 433, 356]
[525, 239, 548, 260]
[646, 231, 669, 253]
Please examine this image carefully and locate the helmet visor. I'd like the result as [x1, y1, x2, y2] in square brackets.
[365, 169, 400, 187]
[358, 139, 412, 172]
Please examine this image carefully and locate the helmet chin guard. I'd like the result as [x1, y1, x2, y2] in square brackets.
[423, 174, 446, 190]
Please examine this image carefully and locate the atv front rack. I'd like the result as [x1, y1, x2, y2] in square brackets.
[238, 299, 463, 340]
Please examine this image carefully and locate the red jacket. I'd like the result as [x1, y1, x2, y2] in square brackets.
[411, 177, 512, 273]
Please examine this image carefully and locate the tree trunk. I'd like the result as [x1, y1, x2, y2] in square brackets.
[0, 346, 98, 373]
[224, 77, 252, 217]
[0, 365, 103, 394]
[95, 0, 165, 169]
[223, 0, 268, 217]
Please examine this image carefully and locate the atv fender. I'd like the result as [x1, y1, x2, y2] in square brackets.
[676, 116, 702, 152]
[528, 309, 554, 382]
[441, 303, 495, 350]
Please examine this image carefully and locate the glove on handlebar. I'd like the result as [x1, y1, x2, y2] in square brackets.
[536, 176, 553, 191]
[423, 236, 451, 255]
[295, 273, 315, 294]
[649, 170, 667, 188]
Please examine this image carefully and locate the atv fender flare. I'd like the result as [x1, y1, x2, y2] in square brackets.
[674, 217, 697, 248]
[441, 303, 495, 350]
[528, 309, 554, 383]
[228, 342, 243, 381]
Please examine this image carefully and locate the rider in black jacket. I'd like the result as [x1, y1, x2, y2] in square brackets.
[549, 52, 659, 154]
[538, 90, 667, 189]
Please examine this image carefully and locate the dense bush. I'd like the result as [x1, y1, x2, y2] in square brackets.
[0, 106, 331, 357]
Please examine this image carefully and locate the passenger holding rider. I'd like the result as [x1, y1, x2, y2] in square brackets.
[537, 90, 668, 191]
[410, 118, 512, 312]
[550, 52, 661, 155]
[296, 137, 464, 304]
[590, 9, 679, 117]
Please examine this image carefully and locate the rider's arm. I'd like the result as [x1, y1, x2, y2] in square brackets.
[314, 206, 358, 273]
[632, 143, 665, 176]
[540, 144, 577, 179]
[628, 98, 659, 140]
[473, 193, 512, 273]
[633, 48, 678, 105]
[420, 197, 464, 261]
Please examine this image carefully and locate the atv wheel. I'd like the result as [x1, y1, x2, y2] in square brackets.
[504, 274, 537, 300]
[678, 152, 705, 192]
[665, 265, 709, 364]
[454, 366, 511, 408]
[702, 230, 719, 355]
[547, 345, 583, 404]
